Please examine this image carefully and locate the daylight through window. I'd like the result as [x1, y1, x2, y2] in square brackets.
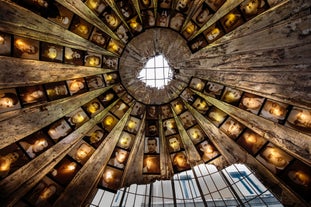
[138, 55, 173, 89]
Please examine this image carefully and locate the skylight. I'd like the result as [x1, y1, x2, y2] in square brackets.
[138, 55, 173, 89]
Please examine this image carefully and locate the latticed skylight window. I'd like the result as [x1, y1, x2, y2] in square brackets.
[138, 55, 173, 89]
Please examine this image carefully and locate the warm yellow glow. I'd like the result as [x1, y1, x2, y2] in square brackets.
[197, 100, 207, 110]
[120, 137, 130, 146]
[48, 128, 57, 137]
[127, 120, 136, 129]
[15, 39, 26, 49]
[297, 111, 307, 121]
[205, 145, 214, 153]
[87, 57, 100, 66]
[130, 21, 138, 29]
[88, 0, 99, 9]
[192, 131, 199, 139]
[104, 116, 114, 126]
[87, 104, 98, 114]
[106, 74, 113, 81]
[186, 24, 195, 34]
[196, 83, 203, 90]
[35, 139, 48, 148]
[66, 162, 77, 171]
[0, 35, 4, 44]
[106, 171, 113, 179]
[174, 104, 183, 113]
[246, 134, 257, 144]
[224, 13, 237, 28]
[65, 52, 73, 60]
[167, 121, 174, 129]
[72, 113, 85, 123]
[47, 49, 57, 59]
[270, 107, 284, 116]
[76, 144, 91, 160]
[294, 171, 310, 186]
[0, 161, 10, 171]
[211, 112, 223, 122]
[105, 93, 114, 101]
[108, 42, 120, 53]
[39, 185, 56, 200]
[77, 24, 88, 35]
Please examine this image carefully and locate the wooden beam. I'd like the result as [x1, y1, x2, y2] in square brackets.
[184, 101, 309, 207]
[173, 109, 201, 165]
[0, 87, 110, 149]
[0, 56, 114, 89]
[193, 0, 245, 38]
[1, 120, 95, 205]
[121, 113, 146, 186]
[195, 13, 311, 57]
[53, 108, 132, 206]
[179, 68, 311, 108]
[195, 91, 311, 166]
[1, 102, 116, 206]
[55, 0, 120, 40]
[0, 0, 115, 56]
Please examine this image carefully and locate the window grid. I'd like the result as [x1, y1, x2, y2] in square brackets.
[89, 164, 284, 207]
[138, 55, 173, 89]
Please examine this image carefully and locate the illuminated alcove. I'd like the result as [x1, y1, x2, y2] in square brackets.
[0, 0, 310, 207]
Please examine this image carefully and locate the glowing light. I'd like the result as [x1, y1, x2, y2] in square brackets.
[66, 162, 77, 171]
[127, 120, 136, 129]
[104, 116, 114, 126]
[246, 134, 257, 144]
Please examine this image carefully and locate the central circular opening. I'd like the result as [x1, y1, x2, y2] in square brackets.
[138, 55, 173, 89]
[118, 29, 191, 104]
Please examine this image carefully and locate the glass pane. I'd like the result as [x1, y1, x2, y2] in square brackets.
[138, 55, 173, 88]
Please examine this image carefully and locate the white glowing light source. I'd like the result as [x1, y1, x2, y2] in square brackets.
[138, 55, 173, 89]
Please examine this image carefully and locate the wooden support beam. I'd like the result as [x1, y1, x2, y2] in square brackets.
[53, 108, 132, 206]
[194, 0, 245, 38]
[194, 91, 311, 165]
[0, 87, 110, 149]
[173, 109, 201, 165]
[121, 113, 146, 186]
[0, 0, 115, 56]
[195, 12, 311, 57]
[55, 0, 120, 40]
[1, 121, 95, 205]
[0, 56, 114, 89]
[184, 101, 309, 207]
[183, 44, 311, 69]
[1, 102, 116, 206]
[179, 68, 311, 108]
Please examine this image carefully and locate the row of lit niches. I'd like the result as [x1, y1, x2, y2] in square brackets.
[11, 0, 282, 53]
[0, 72, 120, 114]
[0, 32, 118, 68]
[0, 86, 134, 206]
[187, 77, 311, 135]
[1, 79, 310, 204]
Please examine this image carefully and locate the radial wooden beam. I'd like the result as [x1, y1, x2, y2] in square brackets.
[179, 68, 311, 108]
[0, 87, 110, 149]
[208, 0, 310, 46]
[0, 56, 114, 89]
[195, 91, 311, 166]
[56, 0, 120, 40]
[1, 103, 115, 206]
[173, 109, 201, 165]
[0, 0, 115, 56]
[121, 113, 146, 186]
[192, 0, 245, 39]
[53, 108, 132, 206]
[185, 101, 309, 207]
